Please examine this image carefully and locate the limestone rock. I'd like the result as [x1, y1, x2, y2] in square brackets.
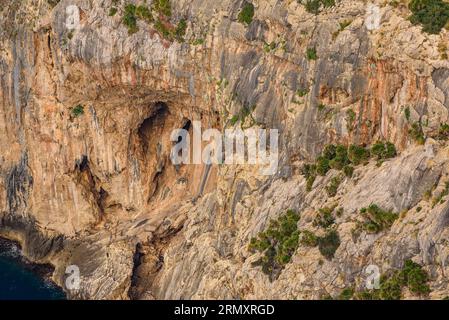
[1, 0, 449, 299]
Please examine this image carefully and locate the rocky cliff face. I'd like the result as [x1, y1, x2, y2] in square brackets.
[1, 0, 449, 299]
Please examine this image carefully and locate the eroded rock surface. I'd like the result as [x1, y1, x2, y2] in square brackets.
[1, 0, 449, 299]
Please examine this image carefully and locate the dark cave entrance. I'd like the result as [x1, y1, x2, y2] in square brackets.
[138, 102, 169, 156]
[177, 119, 192, 144]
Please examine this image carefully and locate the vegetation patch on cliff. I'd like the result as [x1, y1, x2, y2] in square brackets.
[119, 1, 187, 42]
[409, 0, 449, 34]
[431, 181, 449, 208]
[298, 0, 336, 15]
[306, 47, 318, 60]
[437, 123, 449, 140]
[249, 210, 300, 279]
[248, 207, 340, 276]
[154, 0, 172, 17]
[351, 204, 398, 237]
[47, 0, 60, 8]
[371, 141, 397, 161]
[123, 4, 139, 34]
[409, 121, 426, 145]
[302, 205, 342, 260]
[228, 105, 256, 128]
[313, 205, 337, 228]
[355, 260, 430, 299]
[71, 104, 84, 118]
[301, 142, 397, 192]
[317, 229, 340, 260]
[238, 2, 255, 25]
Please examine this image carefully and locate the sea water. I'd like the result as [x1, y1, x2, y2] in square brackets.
[0, 238, 66, 300]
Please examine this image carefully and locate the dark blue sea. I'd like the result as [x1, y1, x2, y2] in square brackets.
[0, 238, 66, 300]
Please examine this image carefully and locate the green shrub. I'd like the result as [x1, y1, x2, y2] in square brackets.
[343, 165, 354, 178]
[404, 106, 411, 121]
[380, 260, 430, 299]
[121, 2, 178, 37]
[174, 19, 187, 41]
[249, 210, 301, 278]
[136, 5, 153, 22]
[346, 109, 356, 122]
[306, 175, 316, 192]
[437, 123, 449, 140]
[402, 260, 431, 295]
[306, 47, 318, 60]
[47, 0, 60, 8]
[301, 0, 336, 14]
[301, 163, 317, 179]
[240, 105, 255, 124]
[384, 142, 397, 158]
[228, 105, 256, 128]
[120, 1, 187, 41]
[123, 4, 139, 34]
[409, 122, 425, 144]
[321, 293, 334, 300]
[316, 156, 330, 176]
[301, 163, 317, 191]
[409, 0, 449, 34]
[154, 18, 173, 40]
[263, 41, 276, 53]
[325, 176, 342, 197]
[192, 38, 205, 45]
[296, 87, 309, 97]
[335, 207, 344, 217]
[371, 141, 397, 160]
[300, 230, 318, 246]
[432, 181, 449, 208]
[390, 0, 401, 8]
[300, 142, 396, 187]
[346, 109, 356, 131]
[348, 145, 369, 165]
[329, 145, 349, 170]
[318, 229, 340, 260]
[314, 206, 336, 228]
[355, 259, 430, 299]
[109, 7, 118, 16]
[304, 0, 321, 14]
[338, 287, 354, 300]
[229, 115, 239, 126]
[371, 141, 386, 159]
[153, 0, 172, 16]
[321, 0, 336, 8]
[238, 2, 255, 25]
[322, 144, 337, 160]
[72, 104, 84, 117]
[354, 289, 380, 300]
[379, 273, 403, 300]
[360, 204, 398, 233]
[339, 20, 352, 31]
[316, 103, 326, 112]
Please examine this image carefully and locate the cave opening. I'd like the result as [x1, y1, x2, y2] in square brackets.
[177, 119, 192, 143]
[138, 102, 169, 155]
[75, 155, 89, 172]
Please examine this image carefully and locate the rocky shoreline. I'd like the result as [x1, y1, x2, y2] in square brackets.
[0, 236, 66, 299]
